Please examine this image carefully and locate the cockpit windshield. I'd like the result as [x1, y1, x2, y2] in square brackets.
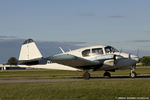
[105, 46, 119, 53]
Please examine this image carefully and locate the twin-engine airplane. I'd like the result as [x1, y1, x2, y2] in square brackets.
[18, 39, 139, 79]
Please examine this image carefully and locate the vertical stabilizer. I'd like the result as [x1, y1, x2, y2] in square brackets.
[19, 39, 43, 61]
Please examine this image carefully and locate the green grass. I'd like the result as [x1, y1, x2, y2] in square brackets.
[0, 80, 150, 100]
[0, 70, 82, 80]
[0, 68, 150, 100]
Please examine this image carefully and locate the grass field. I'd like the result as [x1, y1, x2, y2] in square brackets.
[0, 68, 150, 100]
[0, 80, 150, 100]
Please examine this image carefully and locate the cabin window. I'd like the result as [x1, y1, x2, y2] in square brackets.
[92, 48, 103, 54]
[82, 49, 90, 57]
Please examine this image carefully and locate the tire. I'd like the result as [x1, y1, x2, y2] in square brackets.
[83, 72, 90, 80]
[130, 71, 137, 78]
[104, 72, 111, 78]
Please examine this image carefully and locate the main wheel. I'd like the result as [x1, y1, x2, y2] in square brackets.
[104, 72, 111, 78]
[130, 71, 136, 78]
[83, 72, 90, 80]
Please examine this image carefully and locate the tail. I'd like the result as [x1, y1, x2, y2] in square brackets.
[19, 39, 43, 61]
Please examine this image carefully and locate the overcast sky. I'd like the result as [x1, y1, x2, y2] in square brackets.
[0, 0, 150, 54]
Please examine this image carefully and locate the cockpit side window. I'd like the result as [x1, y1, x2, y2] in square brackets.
[82, 49, 90, 57]
[92, 48, 103, 54]
[105, 47, 111, 53]
[105, 46, 119, 53]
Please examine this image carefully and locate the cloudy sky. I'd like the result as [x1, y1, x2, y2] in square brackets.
[0, 0, 150, 58]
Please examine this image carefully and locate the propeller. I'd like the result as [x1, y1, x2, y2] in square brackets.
[136, 49, 139, 57]
[113, 54, 124, 67]
[113, 55, 118, 66]
[128, 53, 131, 59]
[119, 48, 122, 54]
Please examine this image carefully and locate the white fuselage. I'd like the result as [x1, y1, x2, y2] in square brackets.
[62, 45, 139, 71]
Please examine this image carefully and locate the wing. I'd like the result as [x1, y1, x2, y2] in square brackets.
[48, 54, 100, 68]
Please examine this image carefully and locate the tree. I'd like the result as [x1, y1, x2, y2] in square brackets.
[7, 57, 18, 65]
[141, 56, 150, 66]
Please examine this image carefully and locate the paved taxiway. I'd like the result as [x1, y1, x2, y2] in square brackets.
[0, 75, 150, 83]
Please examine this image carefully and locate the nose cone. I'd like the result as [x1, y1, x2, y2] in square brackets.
[131, 54, 139, 62]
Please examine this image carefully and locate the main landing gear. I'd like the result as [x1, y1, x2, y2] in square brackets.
[83, 71, 90, 80]
[103, 71, 111, 78]
[83, 71, 111, 79]
[82, 69, 136, 79]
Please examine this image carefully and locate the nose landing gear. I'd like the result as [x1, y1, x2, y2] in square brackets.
[130, 70, 137, 78]
[130, 66, 137, 78]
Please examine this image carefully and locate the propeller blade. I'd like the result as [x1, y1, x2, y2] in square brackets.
[113, 55, 117, 66]
[128, 53, 131, 59]
[136, 49, 139, 57]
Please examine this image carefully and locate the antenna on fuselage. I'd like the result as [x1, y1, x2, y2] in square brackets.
[59, 47, 65, 53]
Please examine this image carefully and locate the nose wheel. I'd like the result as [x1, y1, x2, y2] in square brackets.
[83, 71, 90, 79]
[104, 71, 111, 78]
[130, 66, 137, 78]
[130, 70, 137, 78]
